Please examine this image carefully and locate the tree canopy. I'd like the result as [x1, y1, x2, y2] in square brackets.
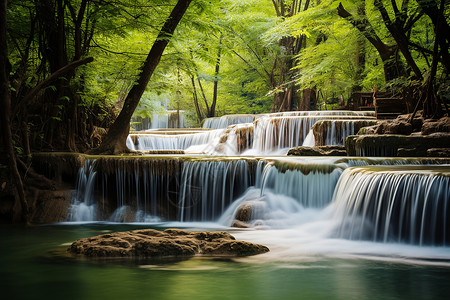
[2, 0, 449, 153]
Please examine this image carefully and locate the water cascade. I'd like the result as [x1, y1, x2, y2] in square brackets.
[128, 129, 225, 152]
[69, 108, 450, 255]
[252, 115, 375, 153]
[69, 157, 258, 222]
[130, 111, 376, 153]
[333, 166, 450, 246]
[203, 114, 257, 129]
[260, 160, 342, 208]
[312, 120, 378, 146]
[132, 110, 186, 131]
[178, 159, 255, 221]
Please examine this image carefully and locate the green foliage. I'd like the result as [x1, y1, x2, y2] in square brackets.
[6, 0, 448, 145]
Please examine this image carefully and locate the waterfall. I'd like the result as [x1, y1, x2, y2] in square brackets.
[68, 160, 97, 221]
[177, 159, 255, 221]
[252, 115, 375, 153]
[130, 111, 377, 153]
[260, 162, 342, 208]
[130, 129, 225, 151]
[312, 120, 377, 146]
[203, 114, 256, 129]
[333, 166, 450, 246]
[132, 110, 186, 131]
[68, 157, 258, 222]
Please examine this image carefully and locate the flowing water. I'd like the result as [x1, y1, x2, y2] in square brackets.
[129, 111, 377, 154]
[5, 110, 450, 299]
[1, 223, 450, 300]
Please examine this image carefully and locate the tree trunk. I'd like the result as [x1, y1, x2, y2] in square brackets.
[197, 77, 210, 116]
[416, 0, 450, 72]
[373, 0, 423, 80]
[337, 2, 403, 82]
[191, 76, 203, 122]
[93, 0, 192, 154]
[209, 34, 223, 118]
[0, 0, 29, 222]
[270, 0, 305, 112]
[352, 1, 366, 94]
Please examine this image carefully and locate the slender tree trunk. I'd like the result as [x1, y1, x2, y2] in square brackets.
[197, 78, 210, 115]
[93, 0, 192, 154]
[0, 0, 29, 222]
[352, 1, 366, 94]
[191, 76, 203, 122]
[209, 34, 223, 118]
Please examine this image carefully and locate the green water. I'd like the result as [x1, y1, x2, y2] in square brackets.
[1, 224, 449, 300]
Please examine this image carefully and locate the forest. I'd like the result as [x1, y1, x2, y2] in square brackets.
[0, 0, 449, 221]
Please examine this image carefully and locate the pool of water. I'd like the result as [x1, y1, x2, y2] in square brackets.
[1, 223, 449, 300]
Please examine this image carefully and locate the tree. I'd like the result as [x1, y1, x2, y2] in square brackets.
[337, 2, 404, 82]
[270, 0, 308, 112]
[93, 0, 192, 154]
[0, 0, 29, 222]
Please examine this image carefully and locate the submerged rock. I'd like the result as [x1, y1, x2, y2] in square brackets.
[288, 146, 347, 156]
[68, 229, 269, 258]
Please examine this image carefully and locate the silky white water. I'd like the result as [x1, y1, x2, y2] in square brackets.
[129, 111, 376, 154]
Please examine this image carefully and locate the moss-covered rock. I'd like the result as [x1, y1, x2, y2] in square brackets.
[345, 134, 450, 157]
[288, 146, 347, 156]
[422, 117, 450, 135]
[68, 228, 269, 258]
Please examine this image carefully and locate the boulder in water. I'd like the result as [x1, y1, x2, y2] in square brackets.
[68, 228, 269, 258]
[234, 201, 266, 222]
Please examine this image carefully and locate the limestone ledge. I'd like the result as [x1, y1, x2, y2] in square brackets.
[346, 134, 450, 157]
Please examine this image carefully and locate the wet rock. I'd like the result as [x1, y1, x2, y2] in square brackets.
[396, 112, 424, 132]
[422, 117, 450, 135]
[427, 148, 450, 157]
[359, 119, 413, 135]
[346, 134, 450, 157]
[231, 220, 251, 228]
[288, 146, 347, 156]
[68, 228, 269, 258]
[235, 201, 266, 222]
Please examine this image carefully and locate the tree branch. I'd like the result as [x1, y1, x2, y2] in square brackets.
[12, 57, 94, 117]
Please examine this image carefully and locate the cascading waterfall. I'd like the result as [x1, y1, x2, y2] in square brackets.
[132, 110, 186, 131]
[178, 159, 255, 221]
[69, 158, 181, 222]
[129, 129, 225, 152]
[69, 157, 258, 222]
[252, 115, 376, 153]
[68, 160, 97, 221]
[312, 120, 378, 146]
[332, 166, 450, 246]
[260, 162, 342, 208]
[203, 114, 256, 129]
[130, 111, 377, 153]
